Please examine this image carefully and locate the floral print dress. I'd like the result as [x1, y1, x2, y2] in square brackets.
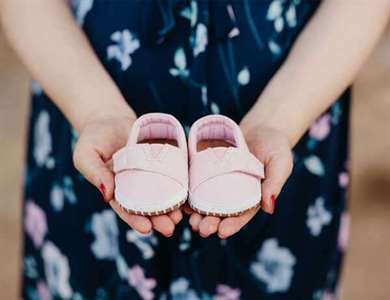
[22, 1, 350, 299]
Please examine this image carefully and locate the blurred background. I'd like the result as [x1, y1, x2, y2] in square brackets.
[0, 22, 389, 300]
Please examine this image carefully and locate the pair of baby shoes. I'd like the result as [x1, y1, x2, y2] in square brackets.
[113, 113, 264, 217]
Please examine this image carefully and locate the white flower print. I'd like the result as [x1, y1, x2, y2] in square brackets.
[126, 230, 158, 260]
[267, 0, 283, 23]
[285, 3, 297, 27]
[33, 110, 53, 168]
[266, 0, 300, 55]
[237, 67, 250, 86]
[266, 0, 299, 32]
[226, 5, 240, 38]
[42, 241, 73, 299]
[267, 0, 284, 32]
[63, 177, 76, 203]
[115, 255, 129, 280]
[50, 177, 77, 212]
[174, 48, 186, 70]
[128, 265, 156, 300]
[50, 184, 64, 212]
[72, 292, 84, 300]
[169, 48, 189, 78]
[201, 86, 208, 106]
[70, 0, 94, 25]
[179, 228, 192, 251]
[304, 155, 325, 176]
[180, 0, 198, 27]
[306, 197, 332, 236]
[107, 29, 140, 71]
[268, 40, 282, 56]
[90, 210, 119, 260]
[331, 102, 342, 125]
[24, 256, 39, 279]
[211, 102, 220, 114]
[250, 238, 296, 293]
[170, 278, 200, 300]
[193, 23, 208, 57]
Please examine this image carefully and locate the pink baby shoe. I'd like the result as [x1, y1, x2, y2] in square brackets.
[113, 113, 188, 216]
[188, 115, 264, 217]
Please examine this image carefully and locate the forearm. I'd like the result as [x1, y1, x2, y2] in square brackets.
[242, 0, 390, 146]
[0, 0, 135, 131]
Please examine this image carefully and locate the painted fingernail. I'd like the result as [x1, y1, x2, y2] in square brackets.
[99, 183, 106, 200]
[269, 195, 276, 214]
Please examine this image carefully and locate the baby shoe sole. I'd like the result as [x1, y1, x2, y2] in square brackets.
[115, 197, 187, 216]
[188, 200, 261, 218]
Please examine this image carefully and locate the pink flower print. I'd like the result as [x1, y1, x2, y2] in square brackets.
[128, 265, 156, 300]
[338, 172, 349, 188]
[37, 280, 52, 300]
[338, 213, 350, 252]
[309, 114, 331, 141]
[322, 290, 336, 300]
[214, 284, 241, 300]
[24, 200, 48, 248]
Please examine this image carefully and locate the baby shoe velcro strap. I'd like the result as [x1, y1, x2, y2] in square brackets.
[190, 147, 264, 192]
[113, 144, 188, 188]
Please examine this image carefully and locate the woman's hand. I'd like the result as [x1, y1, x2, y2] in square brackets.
[73, 114, 183, 237]
[186, 122, 293, 239]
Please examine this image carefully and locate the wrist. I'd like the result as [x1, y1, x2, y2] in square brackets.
[240, 103, 303, 148]
[71, 98, 136, 132]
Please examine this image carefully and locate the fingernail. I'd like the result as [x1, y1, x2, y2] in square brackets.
[99, 183, 106, 200]
[269, 195, 276, 214]
[218, 231, 228, 240]
[200, 231, 209, 238]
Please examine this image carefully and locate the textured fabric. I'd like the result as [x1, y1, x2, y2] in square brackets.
[22, 1, 350, 299]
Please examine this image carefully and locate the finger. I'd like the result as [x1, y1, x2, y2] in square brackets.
[73, 142, 114, 201]
[199, 216, 221, 238]
[110, 200, 152, 234]
[168, 209, 183, 225]
[218, 207, 259, 239]
[261, 151, 293, 214]
[189, 213, 203, 232]
[151, 215, 175, 237]
[182, 204, 194, 215]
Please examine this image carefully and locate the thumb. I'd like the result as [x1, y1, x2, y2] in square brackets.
[73, 144, 114, 202]
[261, 151, 293, 214]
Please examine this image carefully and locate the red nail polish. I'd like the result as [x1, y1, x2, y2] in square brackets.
[269, 195, 276, 214]
[99, 183, 106, 199]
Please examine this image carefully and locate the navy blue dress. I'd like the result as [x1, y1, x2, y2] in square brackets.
[23, 1, 350, 299]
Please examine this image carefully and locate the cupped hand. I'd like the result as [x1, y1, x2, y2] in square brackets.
[187, 123, 293, 239]
[72, 114, 183, 237]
